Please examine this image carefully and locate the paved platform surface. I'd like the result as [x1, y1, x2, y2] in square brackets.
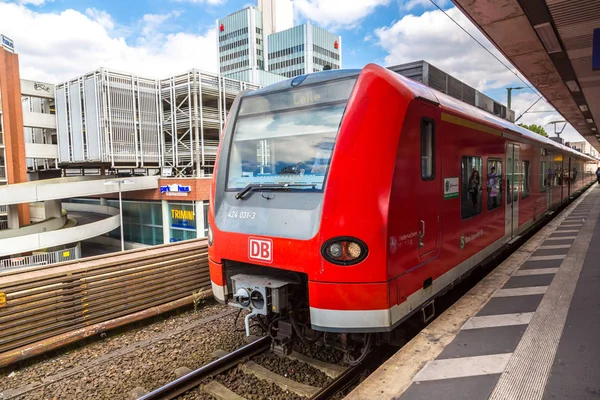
[347, 184, 600, 400]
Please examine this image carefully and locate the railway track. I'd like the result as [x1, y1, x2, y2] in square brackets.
[139, 336, 382, 400]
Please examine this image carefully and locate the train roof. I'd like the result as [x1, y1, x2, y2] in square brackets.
[377, 64, 597, 162]
[242, 64, 596, 162]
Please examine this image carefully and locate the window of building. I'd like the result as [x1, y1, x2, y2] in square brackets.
[168, 202, 197, 243]
[421, 119, 434, 180]
[522, 160, 530, 199]
[461, 156, 483, 219]
[487, 159, 502, 210]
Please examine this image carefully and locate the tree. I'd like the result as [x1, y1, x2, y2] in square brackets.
[518, 123, 548, 137]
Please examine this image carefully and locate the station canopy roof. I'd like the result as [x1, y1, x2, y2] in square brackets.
[454, 0, 600, 153]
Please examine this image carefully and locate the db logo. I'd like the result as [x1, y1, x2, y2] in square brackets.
[249, 237, 273, 263]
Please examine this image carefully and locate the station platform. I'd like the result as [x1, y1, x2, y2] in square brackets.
[347, 184, 600, 400]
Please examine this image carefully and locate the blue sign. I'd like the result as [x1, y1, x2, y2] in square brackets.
[1, 35, 14, 53]
[594, 28, 600, 71]
[160, 184, 191, 195]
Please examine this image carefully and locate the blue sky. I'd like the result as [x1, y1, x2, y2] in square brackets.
[0, 0, 585, 142]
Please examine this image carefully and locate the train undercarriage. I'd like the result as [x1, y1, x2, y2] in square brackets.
[225, 266, 407, 365]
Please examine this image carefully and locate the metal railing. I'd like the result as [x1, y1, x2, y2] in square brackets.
[0, 220, 7, 231]
[0, 243, 81, 270]
[0, 239, 210, 367]
[0, 205, 7, 213]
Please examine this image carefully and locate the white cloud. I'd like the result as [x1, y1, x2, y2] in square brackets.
[17, 0, 51, 6]
[375, 7, 527, 92]
[293, 0, 391, 30]
[85, 8, 115, 31]
[0, 2, 218, 82]
[171, 0, 225, 4]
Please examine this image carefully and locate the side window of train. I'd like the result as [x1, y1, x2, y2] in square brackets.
[522, 160, 531, 199]
[421, 119, 435, 180]
[507, 158, 512, 205]
[461, 156, 483, 220]
[541, 161, 547, 190]
[487, 159, 502, 210]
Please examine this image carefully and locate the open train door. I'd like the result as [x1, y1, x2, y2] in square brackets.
[505, 143, 520, 238]
[417, 105, 440, 258]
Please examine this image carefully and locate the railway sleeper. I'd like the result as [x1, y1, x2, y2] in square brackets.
[239, 360, 319, 397]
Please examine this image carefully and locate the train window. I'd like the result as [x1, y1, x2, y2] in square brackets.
[541, 161, 547, 189]
[507, 158, 512, 205]
[461, 156, 483, 220]
[487, 159, 502, 210]
[421, 119, 435, 180]
[522, 160, 530, 199]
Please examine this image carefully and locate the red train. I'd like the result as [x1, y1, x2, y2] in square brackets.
[207, 64, 597, 359]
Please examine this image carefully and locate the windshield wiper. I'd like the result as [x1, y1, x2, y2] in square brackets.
[235, 183, 315, 200]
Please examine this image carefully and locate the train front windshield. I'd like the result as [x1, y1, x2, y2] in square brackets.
[226, 78, 357, 191]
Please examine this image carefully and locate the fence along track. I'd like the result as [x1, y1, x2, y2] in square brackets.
[0, 239, 210, 367]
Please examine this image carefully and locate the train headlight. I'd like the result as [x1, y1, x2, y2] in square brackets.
[327, 243, 343, 258]
[321, 237, 368, 266]
[208, 224, 214, 246]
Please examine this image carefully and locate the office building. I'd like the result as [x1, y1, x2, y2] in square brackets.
[217, 1, 342, 85]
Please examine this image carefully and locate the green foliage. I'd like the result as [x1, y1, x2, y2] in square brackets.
[518, 123, 548, 137]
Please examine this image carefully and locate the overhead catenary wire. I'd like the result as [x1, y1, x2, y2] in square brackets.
[428, 0, 555, 122]
[515, 96, 544, 122]
[428, 0, 541, 98]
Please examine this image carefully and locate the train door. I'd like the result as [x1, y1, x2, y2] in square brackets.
[567, 156, 572, 197]
[417, 110, 440, 258]
[505, 143, 520, 238]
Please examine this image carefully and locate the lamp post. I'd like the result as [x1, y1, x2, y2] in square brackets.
[104, 179, 134, 252]
[506, 87, 525, 109]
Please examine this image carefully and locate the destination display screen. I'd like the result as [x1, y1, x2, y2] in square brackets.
[238, 78, 357, 116]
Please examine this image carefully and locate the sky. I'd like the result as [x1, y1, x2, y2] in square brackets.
[0, 0, 587, 143]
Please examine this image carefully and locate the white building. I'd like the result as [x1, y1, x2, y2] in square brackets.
[217, 1, 342, 85]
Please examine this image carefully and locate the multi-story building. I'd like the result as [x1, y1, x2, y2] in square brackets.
[267, 22, 341, 77]
[1, 39, 260, 267]
[569, 141, 597, 158]
[217, 0, 342, 85]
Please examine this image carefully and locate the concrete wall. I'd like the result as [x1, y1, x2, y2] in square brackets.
[0, 214, 66, 240]
[25, 143, 58, 159]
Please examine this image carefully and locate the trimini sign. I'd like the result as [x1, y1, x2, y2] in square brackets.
[171, 209, 195, 229]
[160, 183, 191, 196]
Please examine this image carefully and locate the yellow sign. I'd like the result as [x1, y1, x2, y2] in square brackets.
[63, 251, 71, 257]
[171, 209, 195, 220]
[0, 292, 6, 308]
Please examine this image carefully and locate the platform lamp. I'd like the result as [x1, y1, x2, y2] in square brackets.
[506, 87, 525, 109]
[104, 179, 134, 252]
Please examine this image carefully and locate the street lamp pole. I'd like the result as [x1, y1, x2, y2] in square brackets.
[104, 179, 133, 252]
[506, 87, 525, 110]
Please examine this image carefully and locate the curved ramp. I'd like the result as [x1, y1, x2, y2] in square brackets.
[0, 176, 158, 206]
[0, 203, 120, 257]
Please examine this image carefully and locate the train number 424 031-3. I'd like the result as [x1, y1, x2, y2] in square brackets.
[227, 210, 256, 220]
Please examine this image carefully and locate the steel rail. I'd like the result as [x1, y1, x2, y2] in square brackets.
[138, 336, 271, 400]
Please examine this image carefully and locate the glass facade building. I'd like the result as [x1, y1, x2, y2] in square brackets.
[267, 22, 342, 77]
[67, 198, 209, 246]
[217, 4, 342, 85]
